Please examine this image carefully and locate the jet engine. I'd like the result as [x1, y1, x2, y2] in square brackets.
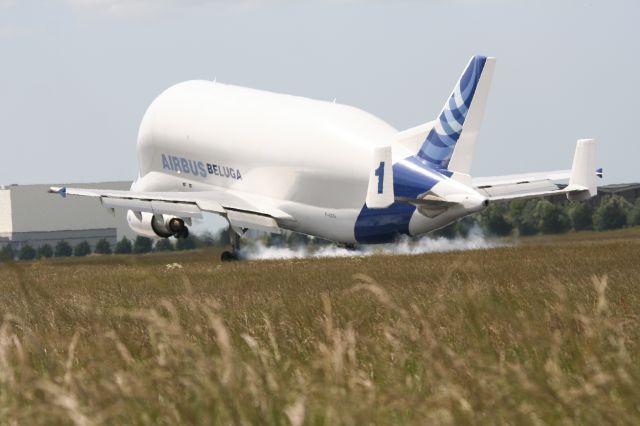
[126, 211, 190, 239]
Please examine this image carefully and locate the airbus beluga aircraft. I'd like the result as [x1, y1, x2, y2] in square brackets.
[51, 55, 598, 260]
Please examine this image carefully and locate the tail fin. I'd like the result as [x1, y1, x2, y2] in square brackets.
[417, 55, 495, 181]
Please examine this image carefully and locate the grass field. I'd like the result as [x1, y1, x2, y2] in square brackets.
[1, 229, 639, 425]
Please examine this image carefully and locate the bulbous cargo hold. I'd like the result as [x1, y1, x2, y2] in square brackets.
[135, 80, 400, 208]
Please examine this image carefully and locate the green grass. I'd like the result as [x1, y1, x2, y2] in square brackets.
[1, 230, 639, 425]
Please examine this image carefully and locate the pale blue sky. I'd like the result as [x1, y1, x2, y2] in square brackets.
[1, 0, 638, 186]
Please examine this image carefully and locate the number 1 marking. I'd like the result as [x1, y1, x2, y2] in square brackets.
[375, 161, 385, 194]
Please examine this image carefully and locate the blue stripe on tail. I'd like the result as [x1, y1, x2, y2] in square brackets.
[417, 55, 487, 171]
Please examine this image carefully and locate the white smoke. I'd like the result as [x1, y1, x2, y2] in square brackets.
[239, 226, 502, 260]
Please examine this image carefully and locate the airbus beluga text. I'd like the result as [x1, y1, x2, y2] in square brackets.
[51, 56, 599, 261]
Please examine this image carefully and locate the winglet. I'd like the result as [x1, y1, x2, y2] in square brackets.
[49, 186, 67, 198]
[566, 139, 597, 201]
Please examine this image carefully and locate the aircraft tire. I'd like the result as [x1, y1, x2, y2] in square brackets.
[220, 251, 238, 262]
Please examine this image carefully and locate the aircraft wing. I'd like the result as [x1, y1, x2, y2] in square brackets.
[48, 186, 293, 234]
[472, 139, 599, 202]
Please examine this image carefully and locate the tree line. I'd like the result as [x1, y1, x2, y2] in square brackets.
[2, 194, 638, 261]
[0, 230, 227, 262]
[471, 194, 640, 237]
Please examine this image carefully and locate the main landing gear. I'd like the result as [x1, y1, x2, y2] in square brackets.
[339, 243, 358, 251]
[220, 229, 242, 262]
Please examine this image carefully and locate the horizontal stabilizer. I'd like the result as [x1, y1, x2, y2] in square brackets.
[472, 139, 598, 202]
[472, 170, 571, 188]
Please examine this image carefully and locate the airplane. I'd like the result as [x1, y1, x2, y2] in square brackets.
[50, 55, 598, 261]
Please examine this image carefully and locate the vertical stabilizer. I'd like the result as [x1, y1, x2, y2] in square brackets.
[417, 55, 495, 183]
[567, 139, 597, 201]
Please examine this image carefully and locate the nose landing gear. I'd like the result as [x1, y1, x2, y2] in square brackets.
[220, 251, 238, 261]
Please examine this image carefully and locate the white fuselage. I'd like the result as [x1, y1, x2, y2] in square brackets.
[131, 81, 483, 244]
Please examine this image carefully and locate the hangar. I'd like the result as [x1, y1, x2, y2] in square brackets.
[0, 181, 134, 250]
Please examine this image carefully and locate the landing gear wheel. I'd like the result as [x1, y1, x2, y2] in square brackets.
[337, 243, 358, 251]
[220, 251, 238, 262]
[220, 227, 242, 262]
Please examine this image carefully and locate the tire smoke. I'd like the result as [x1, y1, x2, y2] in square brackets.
[239, 226, 502, 260]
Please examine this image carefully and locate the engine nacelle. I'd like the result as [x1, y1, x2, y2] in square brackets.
[126, 211, 189, 239]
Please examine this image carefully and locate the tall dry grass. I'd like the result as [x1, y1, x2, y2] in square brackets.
[0, 232, 639, 425]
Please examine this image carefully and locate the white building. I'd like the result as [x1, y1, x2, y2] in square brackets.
[0, 181, 134, 249]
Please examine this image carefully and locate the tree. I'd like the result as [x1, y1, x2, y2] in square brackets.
[188, 233, 202, 249]
[431, 222, 457, 239]
[569, 202, 594, 231]
[175, 236, 197, 251]
[155, 238, 174, 252]
[266, 233, 286, 247]
[74, 241, 91, 257]
[509, 200, 539, 236]
[54, 241, 73, 257]
[199, 231, 217, 247]
[536, 200, 571, 234]
[18, 245, 36, 261]
[627, 199, 640, 227]
[0, 245, 15, 261]
[133, 236, 153, 254]
[214, 228, 231, 247]
[593, 195, 630, 231]
[286, 231, 311, 247]
[480, 203, 513, 236]
[455, 216, 478, 239]
[114, 237, 133, 254]
[94, 238, 112, 255]
[37, 244, 53, 259]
